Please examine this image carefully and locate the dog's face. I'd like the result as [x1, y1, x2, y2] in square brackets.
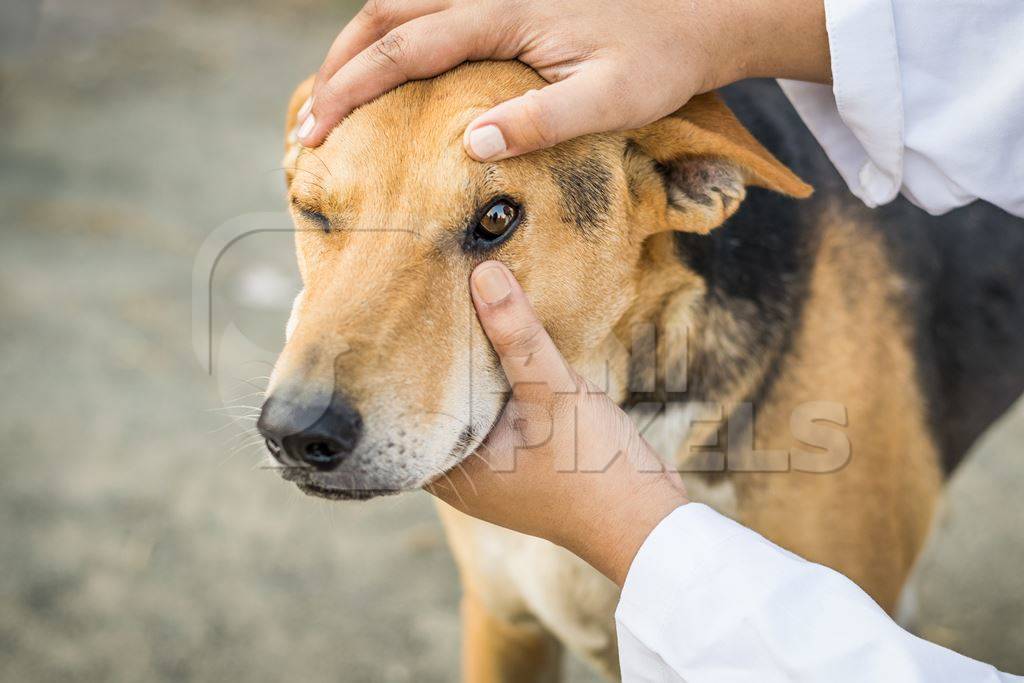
[257, 62, 809, 500]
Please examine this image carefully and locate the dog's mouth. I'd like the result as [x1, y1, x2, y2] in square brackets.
[296, 481, 400, 501]
[278, 467, 404, 501]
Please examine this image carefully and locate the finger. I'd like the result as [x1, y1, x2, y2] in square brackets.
[310, 0, 451, 105]
[300, 8, 510, 147]
[463, 65, 630, 161]
[470, 261, 578, 400]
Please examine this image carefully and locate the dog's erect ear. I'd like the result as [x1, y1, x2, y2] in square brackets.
[283, 75, 315, 187]
[627, 93, 812, 235]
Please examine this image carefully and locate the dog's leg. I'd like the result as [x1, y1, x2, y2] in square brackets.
[461, 589, 563, 683]
[437, 503, 565, 682]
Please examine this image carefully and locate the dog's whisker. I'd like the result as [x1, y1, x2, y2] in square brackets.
[211, 411, 259, 423]
[239, 359, 276, 368]
[220, 432, 267, 455]
[453, 461, 479, 497]
[214, 421, 257, 442]
[440, 470, 469, 509]
[224, 436, 267, 456]
[214, 418, 259, 437]
[208, 416, 259, 435]
[220, 390, 268, 403]
[448, 475, 470, 509]
[218, 426, 261, 447]
[229, 377, 270, 394]
[212, 397, 263, 408]
[208, 405, 261, 414]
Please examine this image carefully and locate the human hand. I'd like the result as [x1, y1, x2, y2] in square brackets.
[294, 0, 830, 158]
[427, 262, 689, 587]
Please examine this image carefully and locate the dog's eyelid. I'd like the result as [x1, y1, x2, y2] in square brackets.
[289, 199, 334, 233]
[289, 196, 319, 214]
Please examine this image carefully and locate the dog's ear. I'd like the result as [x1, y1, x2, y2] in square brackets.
[283, 75, 315, 187]
[627, 93, 812, 235]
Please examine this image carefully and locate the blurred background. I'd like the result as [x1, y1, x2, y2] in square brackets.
[1, 1, 1021, 680]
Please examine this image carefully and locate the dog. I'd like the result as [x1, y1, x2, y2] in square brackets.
[257, 61, 1024, 680]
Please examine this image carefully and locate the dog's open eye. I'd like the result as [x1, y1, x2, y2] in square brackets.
[471, 199, 521, 246]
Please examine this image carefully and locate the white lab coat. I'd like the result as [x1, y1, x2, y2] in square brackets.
[615, 505, 1021, 682]
[778, 0, 1024, 218]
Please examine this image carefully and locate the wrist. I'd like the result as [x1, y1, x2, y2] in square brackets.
[568, 483, 689, 587]
[700, 0, 831, 90]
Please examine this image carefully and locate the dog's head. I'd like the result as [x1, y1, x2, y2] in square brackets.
[257, 62, 810, 500]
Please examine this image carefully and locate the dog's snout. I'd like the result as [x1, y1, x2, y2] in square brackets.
[257, 393, 363, 471]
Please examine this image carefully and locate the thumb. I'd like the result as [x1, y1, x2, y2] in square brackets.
[463, 68, 624, 161]
[470, 261, 578, 398]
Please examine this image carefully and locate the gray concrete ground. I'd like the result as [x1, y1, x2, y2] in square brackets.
[1, 1, 1021, 681]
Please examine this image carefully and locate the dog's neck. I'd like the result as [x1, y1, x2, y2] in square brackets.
[610, 222, 812, 412]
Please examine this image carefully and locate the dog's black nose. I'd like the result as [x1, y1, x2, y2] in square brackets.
[257, 393, 363, 471]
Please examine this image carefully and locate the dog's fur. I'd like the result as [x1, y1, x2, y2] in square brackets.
[267, 62, 1024, 680]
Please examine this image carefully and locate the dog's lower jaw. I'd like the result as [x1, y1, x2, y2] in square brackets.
[295, 482, 402, 501]
[279, 465, 412, 502]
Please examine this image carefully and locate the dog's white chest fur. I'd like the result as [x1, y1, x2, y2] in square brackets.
[468, 523, 622, 672]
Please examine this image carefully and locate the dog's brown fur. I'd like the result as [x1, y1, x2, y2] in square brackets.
[272, 62, 951, 680]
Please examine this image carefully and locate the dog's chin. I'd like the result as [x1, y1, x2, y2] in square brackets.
[295, 481, 401, 502]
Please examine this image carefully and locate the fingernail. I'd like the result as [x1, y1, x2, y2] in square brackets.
[298, 96, 314, 120]
[473, 264, 511, 304]
[287, 126, 299, 144]
[467, 125, 507, 161]
[297, 114, 316, 140]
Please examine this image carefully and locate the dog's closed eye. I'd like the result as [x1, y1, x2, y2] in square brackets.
[303, 209, 331, 234]
[292, 200, 331, 234]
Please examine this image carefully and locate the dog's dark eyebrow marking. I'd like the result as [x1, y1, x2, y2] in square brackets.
[551, 156, 613, 234]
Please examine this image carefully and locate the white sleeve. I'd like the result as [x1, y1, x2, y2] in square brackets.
[615, 504, 1021, 683]
[776, 1, 1024, 218]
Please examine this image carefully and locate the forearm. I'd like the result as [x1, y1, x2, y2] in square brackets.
[704, 0, 832, 91]
[563, 480, 688, 588]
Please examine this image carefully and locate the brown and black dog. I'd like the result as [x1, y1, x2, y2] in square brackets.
[257, 62, 1024, 680]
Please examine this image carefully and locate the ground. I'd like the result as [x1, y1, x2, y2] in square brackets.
[0, 1, 1021, 680]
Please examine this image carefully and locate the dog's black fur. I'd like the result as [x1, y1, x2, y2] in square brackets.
[675, 79, 1024, 474]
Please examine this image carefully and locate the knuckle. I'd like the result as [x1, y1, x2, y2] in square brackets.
[366, 31, 409, 71]
[496, 320, 546, 357]
[518, 90, 559, 150]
